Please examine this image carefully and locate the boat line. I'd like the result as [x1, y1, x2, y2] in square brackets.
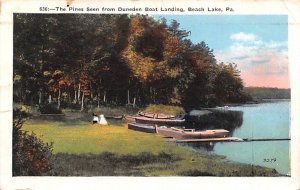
[170, 137, 291, 143]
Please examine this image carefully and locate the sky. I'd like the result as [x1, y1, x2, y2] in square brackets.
[153, 15, 289, 88]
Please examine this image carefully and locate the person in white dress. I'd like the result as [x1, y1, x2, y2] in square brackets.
[92, 113, 99, 124]
[98, 114, 108, 125]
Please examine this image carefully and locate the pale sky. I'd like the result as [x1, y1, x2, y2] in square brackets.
[153, 15, 289, 88]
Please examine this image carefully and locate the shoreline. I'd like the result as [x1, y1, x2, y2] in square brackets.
[176, 140, 290, 177]
[14, 103, 289, 177]
[19, 117, 281, 177]
[225, 98, 290, 107]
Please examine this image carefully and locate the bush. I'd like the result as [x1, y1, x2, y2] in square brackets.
[60, 102, 81, 110]
[178, 169, 215, 176]
[13, 109, 53, 176]
[39, 103, 62, 114]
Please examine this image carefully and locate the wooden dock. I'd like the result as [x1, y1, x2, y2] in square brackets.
[242, 138, 291, 142]
[169, 137, 290, 143]
[168, 137, 243, 143]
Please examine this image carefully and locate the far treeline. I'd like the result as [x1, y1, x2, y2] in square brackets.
[244, 87, 290, 100]
[14, 14, 251, 110]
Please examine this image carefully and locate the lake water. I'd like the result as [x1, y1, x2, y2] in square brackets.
[181, 100, 290, 175]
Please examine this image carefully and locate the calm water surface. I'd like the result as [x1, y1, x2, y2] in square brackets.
[182, 100, 290, 175]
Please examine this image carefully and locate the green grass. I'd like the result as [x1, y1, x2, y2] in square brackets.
[22, 117, 278, 176]
[143, 104, 185, 115]
[24, 120, 181, 154]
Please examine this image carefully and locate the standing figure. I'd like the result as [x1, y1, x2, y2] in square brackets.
[92, 113, 99, 124]
[98, 114, 108, 125]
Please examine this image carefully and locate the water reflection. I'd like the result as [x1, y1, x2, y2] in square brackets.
[185, 110, 243, 131]
[183, 109, 244, 151]
[179, 102, 290, 175]
[179, 142, 215, 152]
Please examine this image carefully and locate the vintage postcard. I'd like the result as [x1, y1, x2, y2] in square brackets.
[0, 0, 299, 189]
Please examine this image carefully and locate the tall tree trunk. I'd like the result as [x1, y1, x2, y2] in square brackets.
[153, 88, 156, 104]
[103, 91, 106, 103]
[133, 97, 136, 107]
[127, 89, 131, 104]
[78, 83, 81, 101]
[57, 88, 61, 109]
[38, 89, 42, 105]
[38, 42, 45, 105]
[81, 93, 85, 111]
[69, 91, 72, 105]
[150, 86, 153, 102]
[90, 83, 93, 99]
[48, 94, 52, 104]
[97, 91, 100, 108]
[74, 90, 77, 103]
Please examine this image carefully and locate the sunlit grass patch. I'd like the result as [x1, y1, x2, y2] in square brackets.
[143, 104, 185, 114]
[22, 119, 279, 176]
[23, 121, 187, 155]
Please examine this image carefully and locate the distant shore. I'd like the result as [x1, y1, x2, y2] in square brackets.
[220, 98, 291, 107]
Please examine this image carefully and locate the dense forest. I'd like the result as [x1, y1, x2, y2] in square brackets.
[244, 87, 290, 100]
[13, 14, 249, 110]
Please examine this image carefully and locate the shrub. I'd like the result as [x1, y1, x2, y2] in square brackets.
[13, 109, 53, 176]
[39, 103, 62, 114]
[60, 102, 81, 110]
[178, 169, 215, 176]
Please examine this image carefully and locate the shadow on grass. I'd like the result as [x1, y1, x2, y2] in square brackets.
[178, 170, 216, 176]
[190, 161, 279, 177]
[30, 113, 126, 127]
[50, 152, 181, 176]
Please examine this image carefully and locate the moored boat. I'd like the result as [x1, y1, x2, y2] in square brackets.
[156, 127, 229, 139]
[123, 115, 136, 123]
[134, 116, 185, 126]
[138, 111, 177, 119]
[128, 123, 157, 133]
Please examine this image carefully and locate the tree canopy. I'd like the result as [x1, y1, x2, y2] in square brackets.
[14, 14, 249, 110]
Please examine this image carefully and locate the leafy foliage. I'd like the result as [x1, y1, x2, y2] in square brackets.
[13, 109, 53, 176]
[14, 14, 249, 109]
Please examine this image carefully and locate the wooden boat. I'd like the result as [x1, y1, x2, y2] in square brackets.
[127, 123, 157, 133]
[134, 116, 185, 126]
[138, 112, 176, 119]
[123, 115, 136, 123]
[156, 127, 229, 139]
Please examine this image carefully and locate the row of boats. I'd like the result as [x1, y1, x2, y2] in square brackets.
[126, 112, 230, 140]
[124, 111, 185, 126]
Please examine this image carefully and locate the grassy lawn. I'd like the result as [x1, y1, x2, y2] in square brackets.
[24, 120, 183, 155]
[22, 116, 278, 176]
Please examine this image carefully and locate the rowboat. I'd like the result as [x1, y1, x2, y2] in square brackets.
[124, 111, 185, 125]
[134, 116, 185, 126]
[127, 123, 157, 133]
[138, 111, 177, 119]
[123, 115, 136, 123]
[156, 127, 229, 139]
